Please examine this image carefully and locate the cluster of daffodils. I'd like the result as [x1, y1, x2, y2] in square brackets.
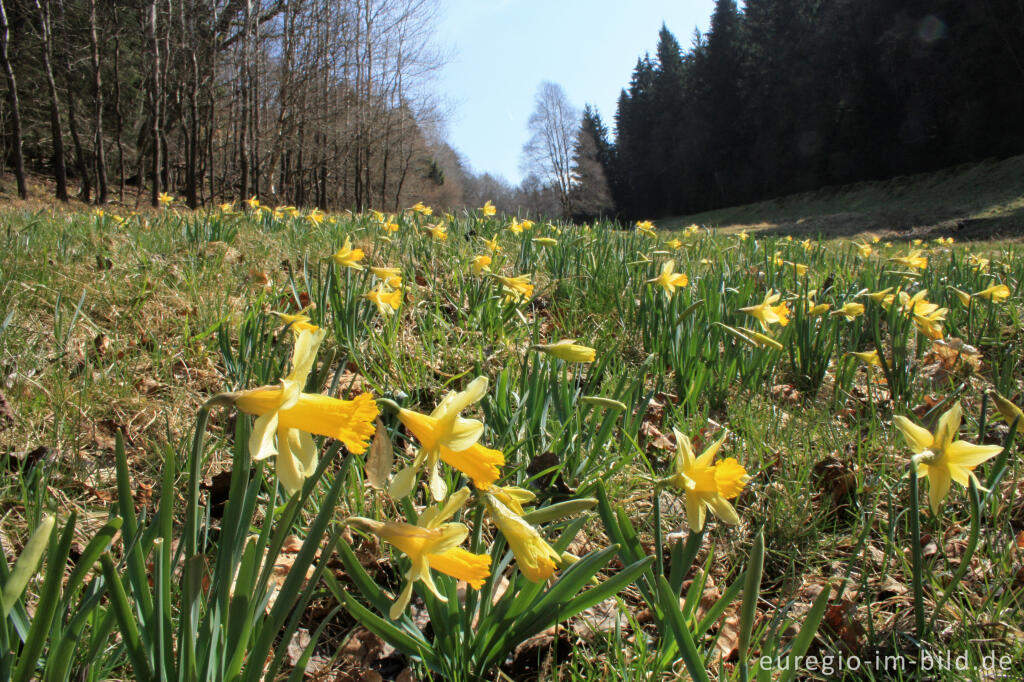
[355, 377, 574, 616]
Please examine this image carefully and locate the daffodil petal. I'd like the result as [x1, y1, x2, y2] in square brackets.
[706, 495, 740, 526]
[945, 441, 1002, 468]
[249, 411, 279, 461]
[893, 416, 933, 453]
[926, 465, 952, 514]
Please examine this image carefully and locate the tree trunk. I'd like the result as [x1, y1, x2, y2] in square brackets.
[0, 0, 27, 199]
[146, 0, 161, 206]
[55, 0, 90, 202]
[33, 0, 68, 201]
[88, 0, 106, 203]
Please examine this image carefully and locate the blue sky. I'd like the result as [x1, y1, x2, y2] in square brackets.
[436, 0, 715, 185]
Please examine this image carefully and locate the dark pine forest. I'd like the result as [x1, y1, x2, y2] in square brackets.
[586, 0, 1024, 220]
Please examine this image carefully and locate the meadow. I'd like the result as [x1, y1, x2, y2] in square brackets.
[0, 200, 1022, 681]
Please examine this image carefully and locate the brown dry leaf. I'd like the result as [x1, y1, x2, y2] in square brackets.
[0, 389, 13, 432]
[572, 598, 625, 639]
[812, 456, 857, 507]
[93, 333, 111, 357]
[248, 268, 271, 288]
[715, 612, 742, 661]
[280, 535, 303, 553]
[639, 421, 675, 450]
[911, 394, 944, 419]
[771, 383, 801, 404]
[824, 599, 866, 652]
[365, 420, 393, 491]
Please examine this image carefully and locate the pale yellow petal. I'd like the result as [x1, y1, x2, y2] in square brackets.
[926, 465, 952, 514]
[934, 403, 962, 453]
[249, 411, 279, 461]
[706, 495, 741, 526]
[893, 416, 933, 453]
[945, 441, 1002, 468]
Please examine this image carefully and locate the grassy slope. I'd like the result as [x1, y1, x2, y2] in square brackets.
[667, 154, 1024, 240]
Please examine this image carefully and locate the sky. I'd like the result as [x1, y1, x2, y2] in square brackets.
[435, 0, 716, 185]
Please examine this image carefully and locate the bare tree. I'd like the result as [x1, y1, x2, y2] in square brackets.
[520, 81, 579, 216]
[0, 0, 26, 198]
[33, 0, 69, 201]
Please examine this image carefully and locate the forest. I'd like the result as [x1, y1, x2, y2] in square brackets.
[1, 0, 1024, 218]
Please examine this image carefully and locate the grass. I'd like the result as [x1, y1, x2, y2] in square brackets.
[0, 199, 1022, 680]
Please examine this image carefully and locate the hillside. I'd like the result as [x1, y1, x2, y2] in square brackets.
[668, 154, 1024, 240]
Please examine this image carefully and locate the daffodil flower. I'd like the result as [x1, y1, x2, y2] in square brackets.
[830, 302, 865, 320]
[533, 237, 557, 247]
[363, 285, 402, 316]
[636, 220, 656, 237]
[494, 274, 534, 302]
[974, 284, 1010, 302]
[480, 200, 497, 217]
[425, 223, 447, 241]
[472, 255, 492, 275]
[894, 403, 1002, 514]
[331, 237, 365, 270]
[271, 307, 318, 334]
[348, 488, 491, 619]
[647, 261, 688, 296]
[157, 192, 174, 206]
[482, 491, 563, 582]
[666, 238, 683, 250]
[990, 390, 1023, 435]
[662, 428, 749, 531]
[532, 339, 596, 363]
[848, 349, 882, 367]
[482, 236, 502, 253]
[371, 266, 403, 289]
[890, 250, 928, 270]
[224, 328, 378, 494]
[739, 290, 790, 330]
[390, 377, 504, 500]
[410, 202, 433, 216]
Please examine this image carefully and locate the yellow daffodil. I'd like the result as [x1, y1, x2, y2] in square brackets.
[225, 328, 378, 494]
[481, 200, 497, 217]
[871, 236, 881, 244]
[801, 239, 813, 251]
[482, 236, 502, 253]
[865, 286, 894, 303]
[912, 239, 923, 246]
[830, 302, 865, 321]
[348, 488, 491, 619]
[482, 492, 562, 582]
[666, 238, 683, 250]
[157, 192, 173, 206]
[425, 223, 447, 241]
[966, 254, 989, 271]
[218, 201, 234, 212]
[738, 230, 749, 241]
[532, 237, 557, 247]
[532, 339, 596, 363]
[507, 218, 524, 234]
[648, 261, 688, 296]
[856, 241, 873, 258]
[662, 428, 749, 531]
[390, 377, 505, 500]
[495, 274, 533, 302]
[848, 349, 882, 367]
[740, 290, 790, 330]
[331, 237, 365, 270]
[411, 201, 432, 216]
[472, 255, 492, 275]
[383, 218, 400, 233]
[488, 485, 536, 516]
[684, 224, 700, 237]
[890, 250, 928, 270]
[788, 261, 809, 276]
[363, 285, 402, 316]
[894, 403, 1002, 514]
[950, 287, 973, 306]
[974, 284, 1010, 301]
[371, 266, 403, 288]
[803, 292, 830, 316]
[520, 219, 535, 230]
[307, 209, 325, 225]
[244, 196, 260, 210]
[636, 220, 656, 237]
[271, 307, 318, 334]
[990, 391, 1023, 435]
